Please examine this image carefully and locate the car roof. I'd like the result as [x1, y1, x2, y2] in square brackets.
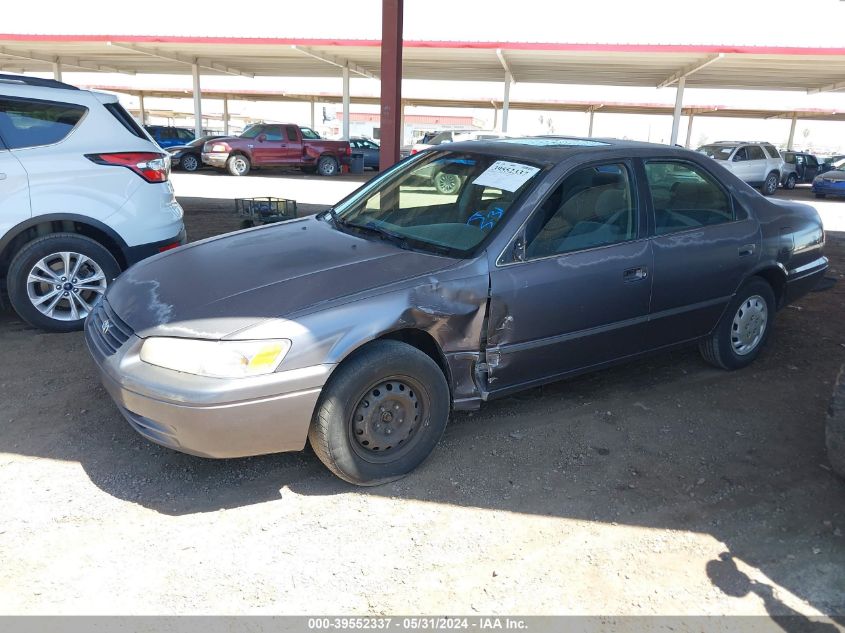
[438, 136, 697, 164]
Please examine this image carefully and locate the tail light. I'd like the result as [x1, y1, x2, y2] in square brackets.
[86, 152, 170, 183]
[346, 145, 352, 156]
[410, 149, 418, 155]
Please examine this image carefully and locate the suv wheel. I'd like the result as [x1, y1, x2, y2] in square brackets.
[7, 233, 120, 332]
[761, 172, 779, 196]
[784, 173, 797, 190]
[227, 154, 250, 176]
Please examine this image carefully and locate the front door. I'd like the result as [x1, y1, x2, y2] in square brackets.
[642, 159, 761, 346]
[250, 125, 287, 165]
[487, 161, 653, 394]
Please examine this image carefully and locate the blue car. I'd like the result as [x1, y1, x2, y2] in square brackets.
[812, 165, 845, 198]
[144, 125, 195, 149]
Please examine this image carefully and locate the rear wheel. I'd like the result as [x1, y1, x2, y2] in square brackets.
[317, 156, 339, 177]
[226, 154, 250, 176]
[6, 233, 120, 332]
[699, 277, 775, 370]
[784, 173, 797, 190]
[308, 340, 450, 485]
[760, 172, 779, 196]
[181, 154, 200, 172]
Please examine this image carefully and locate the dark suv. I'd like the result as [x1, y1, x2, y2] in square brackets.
[144, 125, 195, 149]
[781, 151, 821, 189]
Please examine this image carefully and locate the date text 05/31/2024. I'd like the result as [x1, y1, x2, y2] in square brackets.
[307, 617, 528, 630]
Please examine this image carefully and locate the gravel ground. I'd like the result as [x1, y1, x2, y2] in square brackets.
[0, 178, 843, 618]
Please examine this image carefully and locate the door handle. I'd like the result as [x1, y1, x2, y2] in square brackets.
[738, 244, 756, 257]
[623, 266, 648, 282]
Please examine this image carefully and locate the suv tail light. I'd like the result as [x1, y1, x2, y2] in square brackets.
[86, 152, 170, 183]
[346, 145, 352, 156]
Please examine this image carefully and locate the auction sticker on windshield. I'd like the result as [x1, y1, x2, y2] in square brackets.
[472, 160, 540, 192]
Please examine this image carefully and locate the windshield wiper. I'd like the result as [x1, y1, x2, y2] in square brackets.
[353, 222, 412, 250]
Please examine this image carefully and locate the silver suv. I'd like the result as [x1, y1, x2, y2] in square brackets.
[697, 141, 784, 196]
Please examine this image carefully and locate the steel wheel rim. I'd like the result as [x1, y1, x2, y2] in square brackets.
[233, 157, 247, 174]
[26, 252, 107, 322]
[182, 155, 198, 171]
[348, 375, 429, 463]
[436, 172, 460, 194]
[731, 294, 768, 356]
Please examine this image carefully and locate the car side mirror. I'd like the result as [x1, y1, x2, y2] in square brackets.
[512, 235, 526, 262]
[257, 133, 267, 143]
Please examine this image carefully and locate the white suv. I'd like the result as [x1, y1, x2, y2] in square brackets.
[697, 141, 784, 196]
[0, 74, 185, 332]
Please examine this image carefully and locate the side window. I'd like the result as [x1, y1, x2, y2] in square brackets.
[525, 163, 637, 259]
[0, 97, 87, 149]
[644, 161, 734, 235]
[263, 125, 284, 141]
[784, 152, 796, 164]
[763, 144, 780, 159]
[806, 155, 819, 167]
[160, 128, 177, 140]
[285, 126, 298, 141]
[747, 145, 766, 161]
[733, 147, 748, 162]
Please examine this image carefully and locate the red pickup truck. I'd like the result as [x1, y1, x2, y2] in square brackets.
[201, 124, 351, 176]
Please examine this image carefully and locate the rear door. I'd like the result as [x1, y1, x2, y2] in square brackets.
[487, 161, 653, 393]
[642, 159, 761, 346]
[281, 126, 303, 164]
[729, 146, 755, 182]
[803, 154, 820, 182]
[0, 127, 31, 238]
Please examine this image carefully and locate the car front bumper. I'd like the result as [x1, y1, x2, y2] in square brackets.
[201, 152, 229, 168]
[84, 304, 332, 458]
[812, 179, 845, 196]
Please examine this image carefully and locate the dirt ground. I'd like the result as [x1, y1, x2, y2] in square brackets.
[0, 184, 844, 619]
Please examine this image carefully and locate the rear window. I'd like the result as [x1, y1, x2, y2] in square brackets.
[763, 144, 780, 159]
[104, 102, 147, 139]
[0, 97, 87, 149]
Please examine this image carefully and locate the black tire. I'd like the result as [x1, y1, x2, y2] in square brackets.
[760, 172, 779, 196]
[308, 340, 450, 486]
[816, 193, 827, 199]
[699, 277, 776, 370]
[785, 173, 797, 190]
[181, 153, 200, 172]
[317, 156, 339, 177]
[226, 154, 250, 176]
[827, 366, 845, 479]
[6, 233, 121, 333]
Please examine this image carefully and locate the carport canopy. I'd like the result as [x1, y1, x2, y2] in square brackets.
[3, 34, 845, 145]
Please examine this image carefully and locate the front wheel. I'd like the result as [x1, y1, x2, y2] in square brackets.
[6, 233, 120, 332]
[181, 153, 200, 172]
[317, 156, 339, 177]
[226, 154, 250, 176]
[699, 277, 775, 370]
[308, 340, 451, 485]
[760, 172, 779, 196]
[784, 173, 797, 190]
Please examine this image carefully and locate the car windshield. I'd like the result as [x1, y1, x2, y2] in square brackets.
[189, 136, 216, 147]
[300, 127, 321, 139]
[240, 125, 263, 139]
[698, 145, 736, 160]
[427, 131, 454, 145]
[832, 158, 845, 171]
[332, 150, 542, 257]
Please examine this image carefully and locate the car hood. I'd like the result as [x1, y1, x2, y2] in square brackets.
[166, 144, 193, 153]
[106, 217, 456, 340]
[819, 170, 845, 181]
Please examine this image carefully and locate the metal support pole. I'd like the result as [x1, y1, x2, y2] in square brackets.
[310, 98, 316, 130]
[342, 64, 351, 139]
[379, 0, 403, 171]
[138, 92, 146, 126]
[685, 113, 695, 148]
[588, 110, 595, 137]
[492, 107, 498, 130]
[670, 76, 685, 146]
[191, 62, 203, 138]
[501, 71, 511, 133]
[52, 59, 62, 82]
[399, 100, 406, 145]
[787, 114, 798, 150]
[222, 96, 229, 136]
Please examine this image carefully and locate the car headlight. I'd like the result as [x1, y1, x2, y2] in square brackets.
[209, 144, 228, 152]
[139, 338, 291, 378]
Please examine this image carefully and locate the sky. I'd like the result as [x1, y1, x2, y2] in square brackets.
[5, 0, 845, 152]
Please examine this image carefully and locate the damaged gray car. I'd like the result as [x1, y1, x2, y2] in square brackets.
[85, 137, 828, 485]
